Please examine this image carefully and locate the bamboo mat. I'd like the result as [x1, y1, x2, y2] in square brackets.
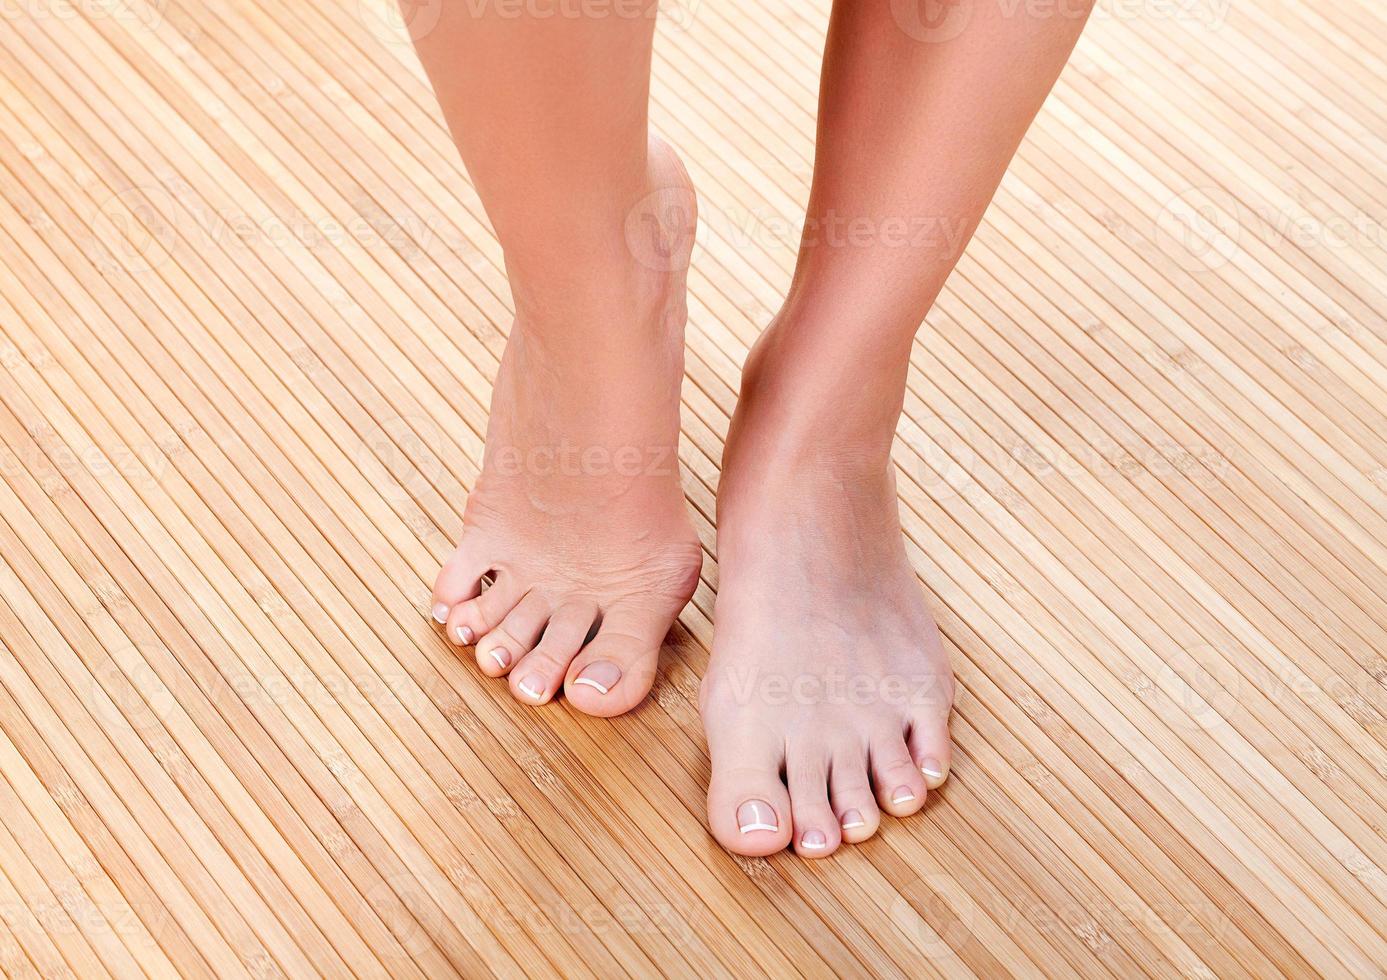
[0, 0, 1384, 975]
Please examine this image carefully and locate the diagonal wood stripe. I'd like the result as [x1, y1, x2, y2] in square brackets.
[0, 0, 1382, 975]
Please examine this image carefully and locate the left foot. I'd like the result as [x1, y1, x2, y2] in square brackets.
[429, 137, 703, 716]
[702, 334, 955, 857]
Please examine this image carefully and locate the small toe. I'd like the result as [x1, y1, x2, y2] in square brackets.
[707, 751, 793, 857]
[447, 571, 526, 647]
[508, 598, 598, 706]
[870, 729, 928, 818]
[906, 712, 953, 790]
[564, 603, 669, 718]
[828, 748, 881, 844]
[474, 591, 551, 677]
[431, 540, 490, 622]
[786, 748, 842, 858]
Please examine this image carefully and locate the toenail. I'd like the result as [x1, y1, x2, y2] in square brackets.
[800, 830, 827, 850]
[736, 800, 778, 834]
[455, 625, 474, 645]
[573, 661, 621, 695]
[488, 648, 510, 670]
[431, 603, 449, 624]
[517, 675, 545, 701]
[891, 786, 916, 805]
[840, 809, 865, 830]
[921, 759, 948, 788]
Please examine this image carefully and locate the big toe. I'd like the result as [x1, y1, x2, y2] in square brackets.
[707, 738, 792, 857]
[564, 604, 670, 717]
[430, 538, 490, 623]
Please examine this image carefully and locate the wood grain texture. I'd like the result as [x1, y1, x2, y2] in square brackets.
[0, 0, 1383, 975]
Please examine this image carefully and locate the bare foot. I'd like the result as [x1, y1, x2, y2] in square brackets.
[430, 138, 702, 717]
[702, 336, 955, 857]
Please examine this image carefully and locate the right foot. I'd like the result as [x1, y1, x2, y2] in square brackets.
[430, 138, 702, 717]
[700, 328, 955, 858]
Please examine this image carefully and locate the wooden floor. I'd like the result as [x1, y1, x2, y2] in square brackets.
[0, 0, 1384, 975]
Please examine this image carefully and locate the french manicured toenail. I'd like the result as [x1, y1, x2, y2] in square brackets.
[518, 675, 545, 701]
[736, 800, 777, 834]
[921, 759, 948, 787]
[892, 786, 916, 805]
[841, 809, 865, 830]
[431, 603, 449, 624]
[488, 648, 510, 670]
[455, 625, 474, 645]
[801, 830, 827, 850]
[573, 661, 621, 695]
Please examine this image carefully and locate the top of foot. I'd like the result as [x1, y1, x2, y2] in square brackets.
[701, 355, 954, 859]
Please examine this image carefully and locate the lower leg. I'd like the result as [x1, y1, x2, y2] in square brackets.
[705, 0, 1094, 856]
[413, 3, 702, 715]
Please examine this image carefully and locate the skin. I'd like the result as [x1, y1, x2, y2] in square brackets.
[412, 0, 1094, 856]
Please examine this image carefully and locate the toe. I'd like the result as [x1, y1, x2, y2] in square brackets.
[707, 741, 792, 857]
[447, 571, 526, 647]
[508, 598, 599, 706]
[906, 711, 953, 791]
[431, 539, 490, 623]
[786, 747, 842, 858]
[474, 591, 551, 677]
[564, 602, 670, 718]
[828, 748, 881, 844]
[869, 728, 928, 818]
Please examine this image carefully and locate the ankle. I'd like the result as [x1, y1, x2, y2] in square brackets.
[507, 249, 679, 331]
[727, 319, 907, 477]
